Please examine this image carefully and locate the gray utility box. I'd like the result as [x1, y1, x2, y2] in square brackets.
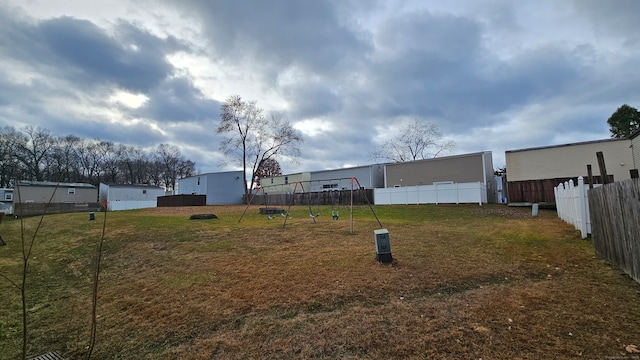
[374, 229, 393, 263]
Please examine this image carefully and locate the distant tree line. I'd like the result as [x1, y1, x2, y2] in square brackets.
[0, 125, 195, 190]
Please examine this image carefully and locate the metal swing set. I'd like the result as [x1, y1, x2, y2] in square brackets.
[238, 177, 383, 234]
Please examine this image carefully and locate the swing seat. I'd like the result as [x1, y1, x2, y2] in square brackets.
[332, 214, 339, 220]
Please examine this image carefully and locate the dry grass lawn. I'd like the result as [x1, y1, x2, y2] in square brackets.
[0, 204, 639, 359]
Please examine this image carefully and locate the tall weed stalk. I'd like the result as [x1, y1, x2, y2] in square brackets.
[0, 180, 60, 359]
[85, 200, 108, 360]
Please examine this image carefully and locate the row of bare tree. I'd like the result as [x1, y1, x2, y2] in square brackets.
[0, 126, 195, 190]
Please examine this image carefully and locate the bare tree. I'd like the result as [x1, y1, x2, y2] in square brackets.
[371, 119, 455, 162]
[0, 125, 198, 186]
[154, 143, 185, 191]
[217, 95, 303, 194]
[14, 126, 56, 181]
[0, 126, 27, 187]
[177, 159, 196, 181]
[51, 135, 83, 182]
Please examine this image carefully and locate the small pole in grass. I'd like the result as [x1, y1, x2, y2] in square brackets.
[0, 213, 5, 246]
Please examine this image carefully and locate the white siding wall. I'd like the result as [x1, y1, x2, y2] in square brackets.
[178, 171, 245, 204]
[100, 183, 164, 211]
[178, 175, 208, 196]
[310, 166, 383, 192]
[204, 172, 245, 204]
[108, 187, 164, 201]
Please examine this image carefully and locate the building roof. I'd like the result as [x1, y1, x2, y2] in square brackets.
[384, 151, 491, 166]
[100, 183, 164, 190]
[181, 171, 244, 180]
[17, 181, 96, 189]
[629, 128, 640, 140]
[310, 164, 382, 176]
[505, 138, 627, 154]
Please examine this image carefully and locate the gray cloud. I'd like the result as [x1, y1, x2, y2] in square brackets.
[571, 0, 640, 45]
[37, 17, 181, 92]
[136, 76, 220, 122]
[281, 81, 342, 119]
[168, 0, 372, 79]
[2, 1, 640, 176]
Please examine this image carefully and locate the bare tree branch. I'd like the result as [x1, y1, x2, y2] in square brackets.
[372, 119, 455, 162]
[217, 97, 303, 194]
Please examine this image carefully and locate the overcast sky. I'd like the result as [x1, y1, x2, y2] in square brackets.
[1, 0, 639, 175]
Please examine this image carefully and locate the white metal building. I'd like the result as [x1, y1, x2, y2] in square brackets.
[309, 164, 385, 192]
[177, 171, 246, 205]
[99, 183, 165, 211]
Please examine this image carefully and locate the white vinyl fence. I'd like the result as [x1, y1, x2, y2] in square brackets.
[374, 182, 487, 205]
[554, 176, 592, 238]
[107, 200, 158, 211]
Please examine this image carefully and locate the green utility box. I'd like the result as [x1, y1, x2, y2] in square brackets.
[374, 229, 392, 263]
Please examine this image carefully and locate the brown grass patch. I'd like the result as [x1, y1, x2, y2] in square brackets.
[1, 204, 639, 359]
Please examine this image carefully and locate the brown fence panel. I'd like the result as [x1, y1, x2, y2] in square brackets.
[158, 195, 206, 207]
[588, 178, 640, 283]
[14, 202, 101, 217]
[508, 176, 611, 203]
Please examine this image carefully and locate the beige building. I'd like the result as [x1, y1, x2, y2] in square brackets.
[15, 181, 98, 204]
[383, 151, 496, 202]
[505, 138, 635, 203]
[258, 172, 311, 194]
[631, 130, 640, 171]
[506, 139, 633, 182]
[13, 181, 99, 216]
[384, 151, 494, 186]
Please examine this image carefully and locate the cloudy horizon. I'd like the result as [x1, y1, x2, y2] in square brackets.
[1, 0, 639, 176]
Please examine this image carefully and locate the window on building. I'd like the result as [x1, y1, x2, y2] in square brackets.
[197, 177, 200, 185]
[322, 184, 338, 189]
[68, 188, 76, 195]
[5, 193, 12, 201]
[284, 176, 289, 184]
[270, 178, 274, 184]
[143, 189, 147, 194]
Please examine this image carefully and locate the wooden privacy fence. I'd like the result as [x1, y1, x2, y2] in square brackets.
[554, 176, 592, 238]
[588, 178, 640, 284]
[158, 194, 206, 207]
[244, 189, 374, 206]
[14, 202, 100, 217]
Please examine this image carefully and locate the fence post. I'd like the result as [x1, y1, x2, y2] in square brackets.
[564, 181, 570, 223]
[569, 180, 576, 226]
[596, 151, 610, 184]
[577, 176, 587, 238]
[554, 184, 561, 220]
